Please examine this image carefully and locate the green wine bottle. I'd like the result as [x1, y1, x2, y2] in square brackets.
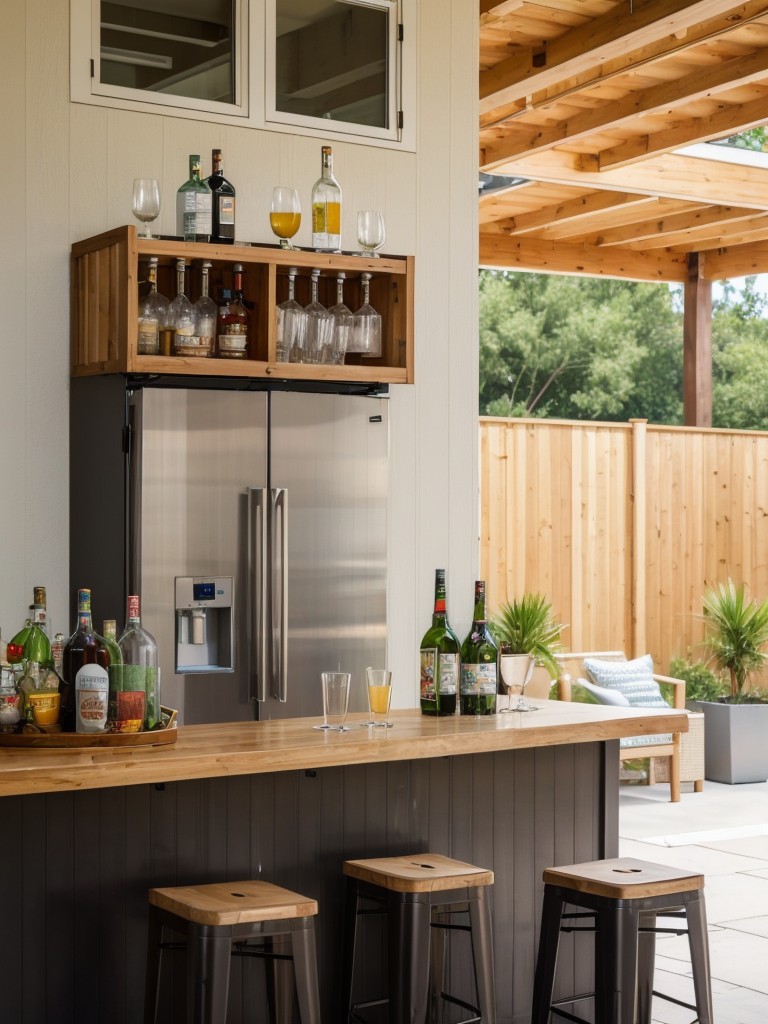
[420, 569, 460, 716]
[460, 580, 498, 716]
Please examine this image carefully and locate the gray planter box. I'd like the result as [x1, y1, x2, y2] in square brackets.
[694, 700, 768, 784]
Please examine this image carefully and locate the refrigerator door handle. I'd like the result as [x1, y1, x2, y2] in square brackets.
[271, 488, 289, 703]
[247, 487, 269, 703]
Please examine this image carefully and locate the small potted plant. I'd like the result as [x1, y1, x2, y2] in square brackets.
[697, 579, 768, 784]
[490, 593, 563, 702]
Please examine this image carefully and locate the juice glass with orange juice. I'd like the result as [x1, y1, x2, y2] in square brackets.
[364, 668, 393, 728]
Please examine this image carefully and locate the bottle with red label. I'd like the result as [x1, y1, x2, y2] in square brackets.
[62, 588, 110, 733]
[217, 264, 249, 359]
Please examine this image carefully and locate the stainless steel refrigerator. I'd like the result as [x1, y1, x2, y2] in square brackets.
[70, 378, 388, 724]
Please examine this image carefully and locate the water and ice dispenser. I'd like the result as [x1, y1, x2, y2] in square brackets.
[175, 576, 234, 673]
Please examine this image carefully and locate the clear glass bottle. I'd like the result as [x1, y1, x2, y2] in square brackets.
[460, 580, 498, 716]
[102, 619, 125, 729]
[350, 272, 382, 356]
[277, 267, 306, 363]
[137, 257, 169, 356]
[304, 268, 333, 364]
[176, 154, 212, 242]
[311, 145, 342, 252]
[169, 259, 197, 357]
[62, 588, 110, 733]
[420, 569, 460, 716]
[327, 272, 353, 365]
[118, 595, 160, 731]
[205, 148, 236, 244]
[217, 264, 249, 359]
[193, 261, 217, 357]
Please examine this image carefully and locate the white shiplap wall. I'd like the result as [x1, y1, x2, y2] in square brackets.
[0, 0, 478, 707]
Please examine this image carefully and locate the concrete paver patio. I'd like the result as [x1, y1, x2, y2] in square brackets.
[619, 779, 768, 1023]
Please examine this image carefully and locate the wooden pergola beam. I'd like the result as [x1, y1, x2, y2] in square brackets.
[700, 241, 768, 278]
[596, 205, 763, 248]
[683, 253, 713, 427]
[479, 0, 756, 116]
[480, 190, 658, 233]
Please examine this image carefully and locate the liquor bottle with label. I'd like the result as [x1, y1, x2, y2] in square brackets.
[102, 619, 124, 729]
[217, 264, 249, 358]
[169, 259, 199, 357]
[193, 261, 217, 357]
[137, 257, 169, 356]
[460, 580, 498, 716]
[118, 595, 160, 731]
[61, 588, 110, 733]
[420, 569, 460, 716]
[205, 148, 236, 244]
[311, 145, 342, 252]
[176, 154, 212, 242]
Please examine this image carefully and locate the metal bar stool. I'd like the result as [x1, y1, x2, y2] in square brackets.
[144, 879, 322, 1024]
[531, 857, 714, 1024]
[342, 852, 496, 1024]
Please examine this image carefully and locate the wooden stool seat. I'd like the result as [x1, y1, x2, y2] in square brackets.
[543, 857, 704, 900]
[149, 880, 319, 926]
[532, 857, 713, 1024]
[145, 879, 321, 1024]
[342, 852, 496, 1023]
[343, 852, 494, 893]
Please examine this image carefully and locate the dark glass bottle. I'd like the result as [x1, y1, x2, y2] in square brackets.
[420, 569, 460, 716]
[60, 588, 111, 733]
[460, 580, 498, 716]
[205, 148, 236, 244]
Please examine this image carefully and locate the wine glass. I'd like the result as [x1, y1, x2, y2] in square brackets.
[500, 654, 539, 713]
[131, 178, 161, 238]
[270, 187, 301, 250]
[357, 210, 385, 257]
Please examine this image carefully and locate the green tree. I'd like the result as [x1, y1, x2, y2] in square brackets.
[479, 271, 683, 422]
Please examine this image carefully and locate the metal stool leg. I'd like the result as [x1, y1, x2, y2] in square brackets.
[531, 887, 564, 1024]
[636, 910, 657, 1024]
[468, 886, 496, 1024]
[685, 893, 714, 1024]
[595, 905, 639, 1024]
[187, 929, 232, 1024]
[291, 919, 322, 1024]
[342, 878, 361, 1022]
[429, 908, 449, 1024]
[388, 891, 431, 1024]
[144, 907, 163, 1024]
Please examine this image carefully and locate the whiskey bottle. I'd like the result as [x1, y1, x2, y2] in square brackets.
[137, 257, 169, 356]
[205, 148, 236, 244]
[193, 261, 217, 357]
[168, 259, 197, 357]
[217, 264, 249, 358]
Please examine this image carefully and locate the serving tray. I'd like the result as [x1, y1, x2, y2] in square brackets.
[0, 727, 177, 748]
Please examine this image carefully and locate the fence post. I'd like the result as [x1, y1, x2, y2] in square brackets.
[630, 419, 647, 657]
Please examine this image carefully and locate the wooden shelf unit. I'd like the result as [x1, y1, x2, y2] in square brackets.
[70, 226, 414, 384]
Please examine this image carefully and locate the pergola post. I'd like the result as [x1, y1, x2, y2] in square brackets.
[683, 252, 712, 428]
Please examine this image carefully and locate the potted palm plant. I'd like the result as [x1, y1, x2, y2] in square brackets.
[490, 593, 563, 703]
[696, 579, 768, 784]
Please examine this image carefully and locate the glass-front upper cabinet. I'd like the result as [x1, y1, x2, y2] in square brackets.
[71, 0, 411, 147]
[266, 0, 402, 142]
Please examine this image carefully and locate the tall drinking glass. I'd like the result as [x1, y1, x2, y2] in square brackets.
[321, 671, 351, 732]
[363, 668, 393, 728]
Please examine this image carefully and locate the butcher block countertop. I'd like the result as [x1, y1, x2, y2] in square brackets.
[0, 701, 687, 797]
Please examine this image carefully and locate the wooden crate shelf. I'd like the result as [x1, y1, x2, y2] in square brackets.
[70, 226, 414, 384]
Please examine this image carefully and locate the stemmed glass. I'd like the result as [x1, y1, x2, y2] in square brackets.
[270, 187, 301, 250]
[327, 272, 353, 366]
[357, 211, 385, 257]
[304, 268, 334, 364]
[351, 273, 382, 357]
[131, 178, 161, 238]
[277, 267, 307, 363]
[500, 654, 539, 712]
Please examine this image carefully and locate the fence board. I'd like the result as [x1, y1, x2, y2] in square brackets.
[480, 417, 768, 684]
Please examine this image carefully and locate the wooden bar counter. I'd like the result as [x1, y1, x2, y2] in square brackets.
[0, 701, 687, 1024]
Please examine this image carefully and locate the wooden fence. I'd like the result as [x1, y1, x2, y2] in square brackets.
[480, 417, 768, 678]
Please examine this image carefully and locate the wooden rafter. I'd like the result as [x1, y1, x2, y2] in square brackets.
[594, 204, 763, 247]
[479, 190, 658, 232]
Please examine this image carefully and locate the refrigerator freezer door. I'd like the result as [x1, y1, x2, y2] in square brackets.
[265, 392, 389, 719]
[135, 388, 268, 724]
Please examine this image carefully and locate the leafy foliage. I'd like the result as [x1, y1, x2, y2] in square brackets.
[479, 270, 768, 429]
[489, 593, 563, 678]
[668, 657, 728, 703]
[702, 580, 768, 697]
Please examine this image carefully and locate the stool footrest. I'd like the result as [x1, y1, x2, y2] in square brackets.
[551, 1006, 592, 1024]
[652, 988, 698, 1013]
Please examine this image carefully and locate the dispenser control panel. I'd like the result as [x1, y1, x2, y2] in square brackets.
[175, 576, 233, 609]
